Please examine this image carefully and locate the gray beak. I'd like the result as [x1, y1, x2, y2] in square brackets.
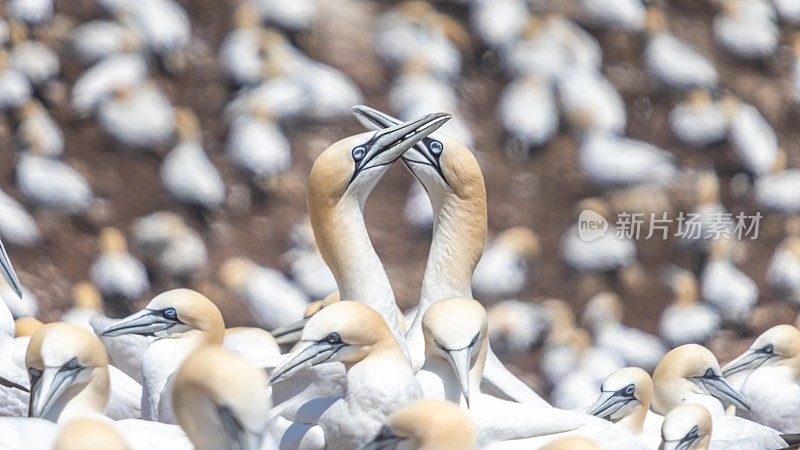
[29, 367, 81, 418]
[0, 237, 24, 299]
[360, 425, 406, 450]
[722, 349, 776, 377]
[659, 426, 702, 450]
[444, 347, 473, 408]
[693, 370, 749, 411]
[348, 112, 451, 183]
[100, 309, 180, 337]
[586, 388, 636, 420]
[351, 105, 448, 182]
[217, 404, 264, 450]
[271, 317, 310, 345]
[269, 340, 346, 385]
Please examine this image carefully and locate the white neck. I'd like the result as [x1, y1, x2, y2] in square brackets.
[141, 335, 204, 421]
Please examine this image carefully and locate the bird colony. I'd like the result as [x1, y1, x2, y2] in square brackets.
[2, 0, 800, 448]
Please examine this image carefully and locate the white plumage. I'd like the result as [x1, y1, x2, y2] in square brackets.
[89, 228, 150, 302]
[7, 0, 53, 25]
[668, 91, 727, 147]
[15, 100, 63, 157]
[0, 65, 32, 111]
[404, 181, 433, 234]
[645, 33, 717, 90]
[714, 0, 779, 60]
[70, 21, 140, 63]
[470, 0, 528, 50]
[499, 76, 558, 151]
[226, 115, 291, 180]
[0, 189, 40, 246]
[98, 83, 176, 149]
[16, 153, 94, 214]
[71, 54, 148, 116]
[581, 0, 646, 31]
[254, 0, 317, 31]
[579, 133, 677, 188]
[755, 170, 800, 212]
[702, 241, 758, 324]
[161, 141, 225, 209]
[558, 69, 626, 135]
[9, 41, 59, 86]
[727, 102, 779, 176]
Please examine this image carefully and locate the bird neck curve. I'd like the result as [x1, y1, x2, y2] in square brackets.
[53, 366, 110, 424]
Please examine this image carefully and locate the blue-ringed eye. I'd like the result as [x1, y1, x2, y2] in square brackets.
[64, 357, 80, 371]
[29, 367, 41, 378]
[325, 332, 341, 345]
[352, 147, 366, 161]
[624, 384, 635, 396]
[703, 368, 716, 378]
[163, 308, 178, 320]
[429, 140, 443, 155]
[762, 344, 774, 354]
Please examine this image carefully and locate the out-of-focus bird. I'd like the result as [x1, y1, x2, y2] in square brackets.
[98, 81, 176, 149]
[60, 282, 103, 331]
[403, 180, 434, 234]
[0, 188, 40, 246]
[219, 3, 266, 86]
[583, 291, 666, 371]
[659, 268, 720, 347]
[0, 50, 32, 111]
[282, 218, 337, 300]
[219, 257, 308, 331]
[580, 0, 646, 31]
[114, 0, 191, 62]
[472, 227, 540, 301]
[13, 316, 41, 337]
[70, 20, 141, 64]
[793, 34, 800, 101]
[561, 198, 637, 274]
[701, 238, 758, 325]
[89, 227, 150, 303]
[499, 75, 558, 154]
[225, 103, 291, 187]
[253, 0, 317, 31]
[16, 152, 94, 214]
[131, 211, 208, 280]
[755, 169, 800, 212]
[766, 217, 800, 304]
[470, 0, 529, 51]
[53, 419, 131, 450]
[559, 69, 626, 136]
[714, 0, 779, 60]
[668, 90, 727, 147]
[8, 27, 59, 87]
[724, 96, 781, 177]
[579, 131, 677, 189]
[7, 0, 53, 26]
[362, 399, 477, 450]
[487, 299, 549, 356]
[14, 99, 63, 157]
[70, 53, 148, 117]
[160, 108, 225, 209]
[644, 8, 717, 90]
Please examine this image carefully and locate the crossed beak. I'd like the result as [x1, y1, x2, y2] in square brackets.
[268, 340, 346, 385]
[100, 309, 180, 337]
[29, 367, 81, 418]
[693, 372, 749, 411]
[0, 238, 24, 299]
[351, 105, 447, 180]
[270, 317, 310, 345]
[443, 346, 473, 408]
[722, 349, 776, 377]
[360, 425, 406, 450]
[586, 390, 634, 420]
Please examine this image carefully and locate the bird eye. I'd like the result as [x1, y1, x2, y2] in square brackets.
[624, 384, 635, 396]
[64, 357, 80, 371]
[28, 367, 41, 378]
[434, 339, 447, 351]
[762, 344, 774, 354]
[703, 368, 716, 378]
[429, 140, 443, 155]
[325, 332, 341, 345]
[352, 146, 366, 161]
[688, 425, 699, 438]
[163, 308, 178, 320]
[469, 332, 480, 348]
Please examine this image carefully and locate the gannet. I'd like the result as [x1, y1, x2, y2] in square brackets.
[581, 0, 645, 31]
[643, 8, 717, 90]
[0, 260, 37, 319]
[583, 292, 666, 371]
[54, 418, 131, 450]
[579, 131, 677, 189]
[268, 301, 422, 450]
[558, 68, 626, 135]
[219, 257, 308, 331]
[486, 299, 549, 356]
[659, 268, 720, 347]
[114, 0, 191, 62]
[362, 399, 477, 450]
[283, 218, 337, 300]
[9, 37, 59, 87]
[722, 324, 800, 433]
[724, 97, 780, 177]
[351, 105, 549, 405]
[70, 20, 141, 64]
[417, 298, 646, 449]
[472, 227, 540, 301]
[225, 102, 292, 187]
[89, 228, 150, 303]
[651, 344, 787, 448]
[403, 180, 434, 233]
[131, 211, 208, 280]
[586, 367, 661, 442]
[308, 112, 450, 344]
[15, 99, 63, 158]
[1, 236, 25, 302]
[224, 327, 281, 364]
[0, 289, 30, 418]
[0, 49, 32, 111]
[70, 53, 148, 117]
[253, 0, 317, 31]
[16, 152, 94, 214]
[766, 218, 800, 302]
[100, 289, 225, 423]
[161, 108, 225, 209]
[219, 3, 266, 86]
[659, 404, 711, 450]
[756, 170, 800, 213]
[8, 0, 53, 25]
[98, 81, 176, 149]
[14, 317, 42, 337]
[0, 188, 40, 247]
[713, 0, 778, 60]
[775, 0, 800, 23]
[701, 238, 757, 325]
[26, 323, 142, 421]
[681, 171, 732, 251]
[498, 75, 558, 154]
[173, 346, 276, 450]
[469, 0, 528, 51]
[668, 90, 727, 147]
[270, 292, 340, 346]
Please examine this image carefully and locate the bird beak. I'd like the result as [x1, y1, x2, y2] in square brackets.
[694, 372, 749, 411]
[270, 317, 310, 345]
[659, 436, 698, 450]
[0, 238, 24, 299]
[28, 367, 81, 418]
[722, 349, 775, 377]
[349, 111, 451, 183]
[444, 347, 473, 408]
[586, 389, 633, 419]
[360, 425, 406, 450]
[351, 105, 448, 183]
[100, 309, 180, 337]
[269, 340, 346, 385]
